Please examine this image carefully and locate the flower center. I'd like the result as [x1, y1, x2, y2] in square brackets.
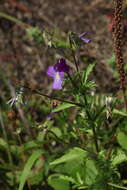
[56, 72, 60, 79]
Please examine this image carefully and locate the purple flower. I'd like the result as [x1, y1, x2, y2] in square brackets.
[78, 32, 91, 43]
[47, 58, 69, 90]
[46, 113, 54, 121]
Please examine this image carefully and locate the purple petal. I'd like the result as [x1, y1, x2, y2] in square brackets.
[46, 114, 53, 120]
[53, 72, 63, 89]
[54, 58, 70, 72]
[46, 112, 57, 120]
[78, 32, 91, 43]
[59, 72, 64, 78]
[81, 37, 91, 43]
[47, 66, 56, 78]
[79, 32, 87, 38]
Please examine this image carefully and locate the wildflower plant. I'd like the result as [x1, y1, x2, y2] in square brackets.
[1, 3, 127, 190]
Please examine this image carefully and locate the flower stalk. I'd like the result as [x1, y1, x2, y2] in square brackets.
[113, 0, 127, 110]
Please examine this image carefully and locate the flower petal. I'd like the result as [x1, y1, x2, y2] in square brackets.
[81, 37, 91, 43]
[59, 72, 64, 78]
[54, 58, 70, 72]
[79, 32, 87, 38]
[53, 72, 63, 89]
[78, 32, 91, 43]
[47, 66, 56, 78]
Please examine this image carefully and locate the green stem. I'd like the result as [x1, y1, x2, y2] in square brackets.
[69, 35, 79, 72]
[83, 95, 99, 152]
[0, 109, 16, 185]
[0, 12, 29, 28]
[22, 85, 84, 108]
[108, 182, 127, 190]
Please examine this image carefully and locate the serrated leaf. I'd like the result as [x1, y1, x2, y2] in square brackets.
[117, 132, 127, 150]
[59, 175, 77, 184]
[18, 149, 43, 190]
[52, 103, 76, 113]
[50, 147, 86, 165]
[112, 149, 127, 165]
[83, 81, 96, 88]
[48, 174, 70, 190]
[82, 63, 95, 84]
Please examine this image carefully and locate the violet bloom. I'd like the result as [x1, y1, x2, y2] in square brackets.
[46, 113, 53, 121]
[78, 32, 91, 43]
[46, 112, 56, 121]
[47, 58, 69, 90]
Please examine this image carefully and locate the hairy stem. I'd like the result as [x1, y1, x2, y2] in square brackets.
[83, 95, 99, 153]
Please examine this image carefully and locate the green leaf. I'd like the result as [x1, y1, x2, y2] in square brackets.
[48, 174, 70, 190]
[50, 147, 87, 165]
[52, 103, 76, 113]
[117, 132, 127, 150]
[54, 41, 70, 48]
[107, 55, 115, 66]
[85, 159, 98, 185]
[29, 172, 43, 185]
[83, 81, 96, 88]
[82, 63, 95, 84]
[0, 138, 8, 150]
[64, 159, 84, 177]
[112, 149, 127, 165]
[18, 149, 43, 190]
[113, 109, 127, 116]
[108, 182, 127, 189]
[59, 174, 77, 184]
[23, 140, 39, 152]
[50, 127, 62, 138]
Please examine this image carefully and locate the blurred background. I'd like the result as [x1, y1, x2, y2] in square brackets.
[0, 0, 120, 92]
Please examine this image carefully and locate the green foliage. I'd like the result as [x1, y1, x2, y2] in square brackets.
[117, 132, 127, 150]
[25, 27, 44, 44]
[49, 147, 99, 189]
[52, 103, 76, 113]
[82, 63, 96, 84]
[107, 55, 115, 67]
[48, 174, 70, 190]
[50, 147, 87, 165]
[112, 149, 127, 166]
[18, 149, 43, 190]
